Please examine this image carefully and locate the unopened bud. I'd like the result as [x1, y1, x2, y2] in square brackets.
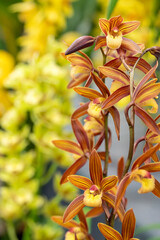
[65, 36, 95, 55]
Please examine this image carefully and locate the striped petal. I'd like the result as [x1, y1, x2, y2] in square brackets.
[121, 38, 141, 53]
[98, 66, 130, 85]
[115, 173, 132, 211]
[72, 119, 90, 152]
[102, 193, 125, 222]
[102, 85, 130, 110]
[110, 15, 123, 29]
[108, 106, 120, 140]
[139, 162, 160, 172]
[131, 143, 160, 170]
[95, 36, 106, 50]
[133, 61, 158, 99]
[51, 216, 79, 229]
[89, 149, 103, 186]
[91, 72, 110, 97]
[135, 82, 160, 104]
[134, 105, 160, 135]
[72, 102, 89, 119]
[119, 21, 140, 35]
[60, 156, 87, 184]
[152, 179, 160, 198]
[73, 86, 102, 100]
[99, 18, 110, 35]
[122, 209, 136, 239]
[98, 223, 122, 240]
[125, 57, 156, 76]
[101, 176, 118, 192]
[63, 195, 85, 223]
[52, 140, 83, 156]
[68, 175, 93, 190]
[105, 58, 122, 69]
[86, 207, 104, 218]
[117, 157, 124, 182]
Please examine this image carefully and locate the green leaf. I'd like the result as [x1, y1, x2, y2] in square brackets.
[107, 0, 119, 18]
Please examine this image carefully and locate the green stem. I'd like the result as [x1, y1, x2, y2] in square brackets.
[41, 163, 58, 185]
[109, 209, 115, 227]
[103, 113, 109, 178]
[7, 222, 18, 240]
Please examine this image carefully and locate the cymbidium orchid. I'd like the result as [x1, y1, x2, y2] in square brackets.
[115, 143, 160, 210]
[98, 209, 139, 240]
[65, 51, 94, 88]
[98, 15, 140, 50]
[52, 210, 94, 240]
[63, 150, 125, 223]
[53, 13, 160, 240]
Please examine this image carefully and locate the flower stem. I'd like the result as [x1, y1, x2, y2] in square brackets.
[7, 222, 18, 240]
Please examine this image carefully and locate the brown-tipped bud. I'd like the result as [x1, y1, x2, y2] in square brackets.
[148, 46, 160, 59]
[65, 36, 95, 55]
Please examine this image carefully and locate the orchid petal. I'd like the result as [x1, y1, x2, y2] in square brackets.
[60, 156, 87, 184]
[119, 21, 140, 35]
[152, 179, 160, 198]
[102, 193, 125, 222]
[121, 38, 141, 53]
[108, 106, 120, 140]
[139, 162, 160, 172]
[91, 72, 110, 97]
[105, 58, 122, 68]
[115, 173, 132, 211]
[99, 18, 110, 35]
[72, 119, 90, 152]
[51, 216, 79, 229]
[73, 86, 102, 100]
[102, 85, 130, 110]
[78, 210, 88, 231]
[86, 207, 103, 218]
[133, 61, 158, 99]
[125, 57, 156, 76]
[98, 66, 129, 85]
[117, 157, 124, 182]
[131, 143, 160, 170]
[110, 15, 123, 29]
[95, 36, 106, 50]
[52, 140, 83, 156]
[101, 176, 118, 192]
[122, 209, 136, 239]
[68, 175, 93, 190]
[98, 223, 122, 240]
[134, 105, 160, 135]
[63, 195, 85, 223]
[72, 102, 90, 119]
[89, 149, 103, 186]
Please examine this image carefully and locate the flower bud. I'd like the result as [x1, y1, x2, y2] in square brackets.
[65, 36, 95, 55]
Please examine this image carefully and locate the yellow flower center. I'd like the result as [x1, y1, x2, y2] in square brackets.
[65, 227, 87, 240]
[131, 169, 155, 194]
[87, 98, 104, 119]
[83, 185, 102, 207]
[106, 32, 122, 50]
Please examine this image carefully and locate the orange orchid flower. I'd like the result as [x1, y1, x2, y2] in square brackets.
[66, 51, 94, 88]
[74, 72, 129, 140]
[52, 210, 94, 240]
[52, 119, 105, 184]
[63, 150, 125, 223]
[98, 15, 140, 50]
[115, 143, 160, 210]
[98, 209, 139, 240]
